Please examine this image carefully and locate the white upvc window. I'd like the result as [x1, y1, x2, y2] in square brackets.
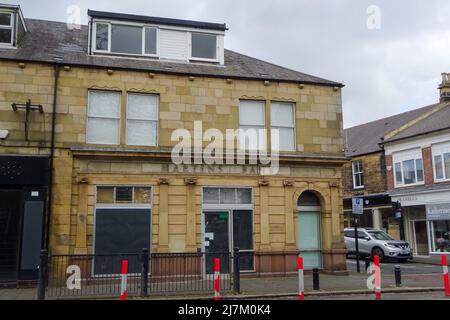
[189, 32, 218, 62]
[432, 142, 450, 182]
[126, 93, 159, 147]
[352, 160, 364, 189]
[93, 21, 159, 57]
[86, 90, 121, 145]
[0, 12, 13, 46]
[393, 149, 424, 187]
[239, 100, 266, 151]
[270, 102, 296, 152]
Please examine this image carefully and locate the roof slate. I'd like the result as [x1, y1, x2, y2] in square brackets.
[344, 103, 441, 157]
[384, 104, 450, 142]
[0, 18, 342, 86]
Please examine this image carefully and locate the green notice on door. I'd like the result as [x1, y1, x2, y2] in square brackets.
[218, 213, 228, 220]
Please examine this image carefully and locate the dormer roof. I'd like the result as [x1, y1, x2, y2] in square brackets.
[88, 9, 227, 32]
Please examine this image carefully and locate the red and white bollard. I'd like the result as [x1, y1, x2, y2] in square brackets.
[442, 255, 450, 297]
[120, 260, 128, 301]
[298, 256, 305, 300]
[214, 258, 220, 300]
[374, 255, 382, 300]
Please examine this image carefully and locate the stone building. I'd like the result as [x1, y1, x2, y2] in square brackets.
[0, 5, 348, 283]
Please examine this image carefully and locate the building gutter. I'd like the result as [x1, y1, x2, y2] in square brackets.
[380, 126, 450, 146]
[0, 57, 344, 88]
[42, 64, 60, 251]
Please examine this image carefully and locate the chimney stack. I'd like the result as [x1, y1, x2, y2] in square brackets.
[440, 72, 450, 103]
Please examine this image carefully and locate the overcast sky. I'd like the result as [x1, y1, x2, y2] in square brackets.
[5, 0, 450, 128]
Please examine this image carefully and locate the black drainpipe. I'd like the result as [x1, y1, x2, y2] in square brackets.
[42, 64, 60, 251]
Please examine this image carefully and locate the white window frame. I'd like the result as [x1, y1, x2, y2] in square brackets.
[189, 31, 219, 63]
[93, 20, 159, 58]
[352, 160, 364, 189]
[86, 90, 122, 145]
[0, 11, 14, 47]
[238, 100, 267, 151]
[393, 149, 424, 188]
[432, 142, 450, 183]
[125, 92, 159, 147]
[270, 101, 296, 152]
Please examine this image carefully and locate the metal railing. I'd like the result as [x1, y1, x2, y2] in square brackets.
[43, 249, 240, 299]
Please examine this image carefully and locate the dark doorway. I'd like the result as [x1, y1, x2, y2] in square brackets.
[0, 190, 22, 281]
[204, 212, 230, 274]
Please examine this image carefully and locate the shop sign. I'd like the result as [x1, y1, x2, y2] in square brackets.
[426, 203, 450, 221]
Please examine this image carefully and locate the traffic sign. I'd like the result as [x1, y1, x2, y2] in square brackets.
[352, 197, 364, 215]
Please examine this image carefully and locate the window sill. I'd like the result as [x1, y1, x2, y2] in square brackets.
[434, 178, 450, 184]
[189, 57, 219, 64]
[92, 51, 159, 60]
[394, 182, 425, 188]
[353, 186, 365, 190]
[0, 43, 16, 49]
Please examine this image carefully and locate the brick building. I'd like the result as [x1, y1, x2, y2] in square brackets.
[385, 73, 450, 259]
[343, 72, 450, 260]
[342, 104, 439, 238]
[0, 5, 348, 283]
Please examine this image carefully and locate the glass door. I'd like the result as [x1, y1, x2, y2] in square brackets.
[204, 212, 230, 274]
[413, 220, 429, 256]
[298, 211, 322, 269]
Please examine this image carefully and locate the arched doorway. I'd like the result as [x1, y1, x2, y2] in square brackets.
[297, 191, 322, 269]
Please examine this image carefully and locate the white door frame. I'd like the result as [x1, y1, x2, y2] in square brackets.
[411, 219, 430, 257]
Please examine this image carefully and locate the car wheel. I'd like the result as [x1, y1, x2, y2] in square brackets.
[372, 247, 385, 262]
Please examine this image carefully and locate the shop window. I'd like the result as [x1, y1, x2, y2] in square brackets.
[94, 186, 152, 275]
[431, 220, 450, 253]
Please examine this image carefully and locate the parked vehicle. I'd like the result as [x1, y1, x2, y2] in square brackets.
[344, 228, 413, 262]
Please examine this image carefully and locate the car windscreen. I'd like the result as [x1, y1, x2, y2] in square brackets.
[368, 231, 395, 240]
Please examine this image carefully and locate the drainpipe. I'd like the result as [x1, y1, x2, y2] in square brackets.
[42, 64, 60, 251]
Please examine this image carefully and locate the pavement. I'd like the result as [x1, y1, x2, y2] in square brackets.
[0, 259, 446, 300]
[268, 291, 450, 300]
[346, 258, 443, 275]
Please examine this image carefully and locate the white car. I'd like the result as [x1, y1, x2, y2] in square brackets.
[344, 228, 413, 262]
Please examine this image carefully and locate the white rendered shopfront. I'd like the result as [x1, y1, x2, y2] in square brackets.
[392, 188, 450, 257]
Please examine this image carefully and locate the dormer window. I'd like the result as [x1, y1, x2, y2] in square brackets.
[0, 5, 27, 48]
[89, 10, 226, 64]
[0, 12, 13, 45]
[191, 33, 217, 61]
[93, 22, 158, 56]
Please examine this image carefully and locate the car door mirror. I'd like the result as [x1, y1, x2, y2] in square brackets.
[364, 237, 371, 241]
